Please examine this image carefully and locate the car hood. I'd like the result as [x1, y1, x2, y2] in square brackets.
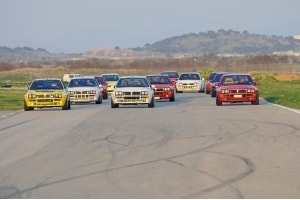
[115, 87, 152, 91]
[27, 89, 64, 93]
[151, 84, 173, 88]
[178, 80, 202, 83]
[220, 84, 258, 90]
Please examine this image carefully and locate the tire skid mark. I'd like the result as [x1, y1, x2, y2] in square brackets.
[0, 120, 33, 132]
[3, 115, 295, 198]
[181, 151, 255, 198]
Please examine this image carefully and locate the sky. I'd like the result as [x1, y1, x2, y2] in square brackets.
[0, 0, 299, 53]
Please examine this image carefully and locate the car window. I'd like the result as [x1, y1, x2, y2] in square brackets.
[117, 78, 149, 87]
[103, 75, 119, 81]
[68, 78, 96, 87]
[161, 72, 179, 78]
[179, 73, 200, 80]
[147, 76, 170, 84]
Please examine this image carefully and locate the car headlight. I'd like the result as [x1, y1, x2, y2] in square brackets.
[163, 88, 170, 91]
[115, 91, 122, 96]
[90, 90, 96, 94]
[141, 91, 149, 95]
[28, 94, 36, 99]
[247, 89, 255, 93]
[221, 89, 229, 94]
[55, 93, 62, 98]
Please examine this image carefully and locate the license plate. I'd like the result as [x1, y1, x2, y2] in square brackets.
[234, 94, 242, 98]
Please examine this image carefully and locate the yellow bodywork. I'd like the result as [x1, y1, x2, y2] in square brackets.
[24, 79, 70, 111]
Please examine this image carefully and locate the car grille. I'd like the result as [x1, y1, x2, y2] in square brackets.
[182, 83, 197, 88]
[115, 91, 149, 103]
[228, 89, 247, 94]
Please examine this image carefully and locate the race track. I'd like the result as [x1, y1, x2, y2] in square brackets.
[0, 92, 299, 198]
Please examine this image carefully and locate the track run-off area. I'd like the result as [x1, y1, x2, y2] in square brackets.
[0, 92, 299, 198]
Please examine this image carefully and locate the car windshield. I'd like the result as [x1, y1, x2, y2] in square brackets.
[68, 78, 97, 87]
[95, 77, 105, 84]
[161, 72, 179, 78]
[147, 76, 170, 84]
[222, 75, 254, 85]
[30, 80, 64, 90]
[208, 72, 216, 81]
[179, 73, 200, 80]
[103, 75, 119, 81]
[117, 78, 149, 87]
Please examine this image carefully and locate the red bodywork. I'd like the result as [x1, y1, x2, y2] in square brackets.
[147, 75, 175, 102]
[161, 71, 179, 88]
[216, 74, 259, 106]
[205, 72, 216, 94]
[152, 84, 175, 101]
[94, 76, 108, 99]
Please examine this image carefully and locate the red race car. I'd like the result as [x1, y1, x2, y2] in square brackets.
[94, 76, 108, 99]
[215, 73, 259, 106]
[205, 72, 216, 94]
[161, 71, 179, 88]
[147, 75, 175, 101]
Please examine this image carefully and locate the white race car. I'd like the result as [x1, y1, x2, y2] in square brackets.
[111, 76, 155, 108]
[176, 72, 205, 93]
[67, 76, 102, 104]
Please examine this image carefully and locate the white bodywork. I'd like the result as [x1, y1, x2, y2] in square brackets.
[111, 76, 154, 108]
[176, 72, 205, 93]
[67, 76, 102, 104]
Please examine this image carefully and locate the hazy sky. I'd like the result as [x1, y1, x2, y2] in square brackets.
[0, 0, 299, 53]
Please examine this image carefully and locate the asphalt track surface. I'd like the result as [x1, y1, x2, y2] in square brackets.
[0, 92, 299, 198]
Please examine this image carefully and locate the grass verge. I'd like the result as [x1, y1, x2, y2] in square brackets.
[0, 88, 26, 111]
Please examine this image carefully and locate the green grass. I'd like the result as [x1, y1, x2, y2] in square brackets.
[256, 75, 300, 109]
[0, 88, 26, 111]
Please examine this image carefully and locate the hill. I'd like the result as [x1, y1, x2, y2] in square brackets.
[136, 29, 300, 55]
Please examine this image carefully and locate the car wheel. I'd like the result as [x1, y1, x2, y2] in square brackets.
[96, 95, 102, 104]
[211, 90, 216, 97]
[62, 99, 70, 110]
[148, 97, 155, 108]
[111, 99, 119, 108]
[252, 95, 259, 105]
[24, 100, 33, 111]
[67, 99, 71, 110]
[216, 96, 222, 106]
[169, 96, 175, 102]
[104, 92, 108, 99]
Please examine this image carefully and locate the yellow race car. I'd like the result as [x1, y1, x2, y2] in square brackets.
[24, 78, 71, 111]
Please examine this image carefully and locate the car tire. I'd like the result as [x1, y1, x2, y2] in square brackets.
[211, 90, 216, 97]
[169, 96, 175, 102]
[104, 92, 108, 99]
[252, 95, 259, 105]
[148, 97, 155, 108]
[96, 95, 102, 104]
[111, 99, 119, 108]
[24, 100, 33, 111]
[216, 96, 222, 106]
[62, 99, 70, 110]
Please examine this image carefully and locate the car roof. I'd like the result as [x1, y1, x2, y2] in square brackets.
[71, 76, 96, 79]
[33, 78, 62, 81]
[161, 71, 178, 73]
[120, 76, 147, 79]
[180, 72, 200, 74]
[146, 74, 169, 77]
[102, 73, 119, 75]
